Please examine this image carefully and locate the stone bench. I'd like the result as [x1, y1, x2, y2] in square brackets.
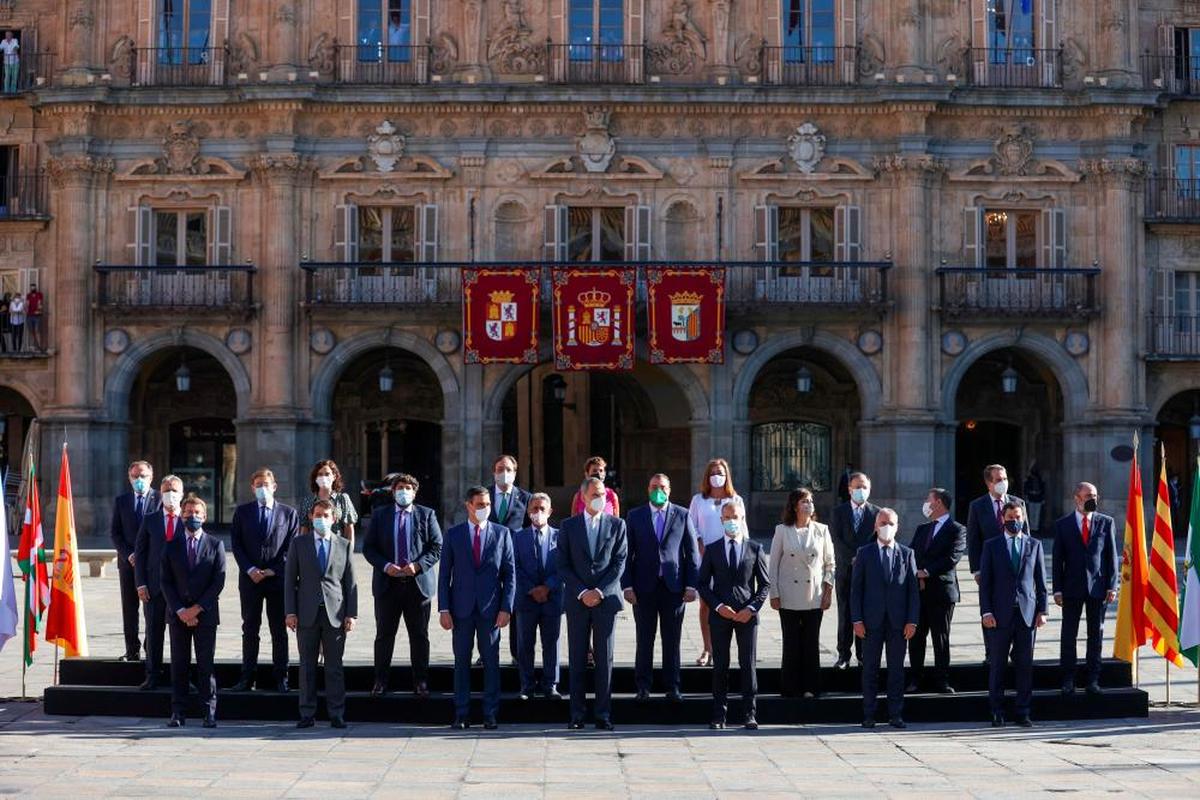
[9, 548, 118, 577]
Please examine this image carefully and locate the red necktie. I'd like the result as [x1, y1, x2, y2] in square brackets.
[473, 525, 482, 568]
[1081, 515, 1090, 547]
[165, 513, 175, 542]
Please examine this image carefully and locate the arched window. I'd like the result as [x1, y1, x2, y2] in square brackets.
[664, 201, 700, 261]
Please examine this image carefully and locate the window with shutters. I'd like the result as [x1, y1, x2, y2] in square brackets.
[987, 0, 1036, 59]
[357, 0, 413, 63]
[782, 0, 836, 62]
[570, 0, 624, 51]
[567, 207, 625, 261]
[1176, 272, 1200, 334]
[751, 421, 831, 492]
[154, 210, 208, 266]
[359, 206, 416, 264]
[157, 0, 213, 64]
[983, 209, 1038, 275]
[1177, 146, 1200, 199]
[779, 207, 836, 276]
[1175, 27, 1200, 88]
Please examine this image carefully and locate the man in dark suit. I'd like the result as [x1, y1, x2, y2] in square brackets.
[966, 463, 1026, 661]
[980, 500, 1048, 727]
[230, 468, 299, 692]
[438, 486, 516, 730]
[1052, 481, 1119, 696]
[851, 508, 920, 729]
[285, 499, 357, 729]
[513, 492, 563, 699]
[134, 474, 183, 690]
[362, 472, 443, 697]
[161, 495, 226, 728]
[110, 460, 160, 661]
[622, 472, 699, 701]
[907, 487, 967, 694]
[558, 476, 628, 730]
[698, 497, 769, 730]
[490, 454, 531, 664]
[830, 471, 879, 668]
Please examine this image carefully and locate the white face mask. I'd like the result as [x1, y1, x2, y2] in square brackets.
[877, 523, 898, 543]
[991, 479, 1009, 497]
[312, 517, 331, 537]
[494, 470, 515, 488]
[798, 501, 814, 515]
[709, 474, 727, 489]
[850, 486, 870, 504]
[473, 507, 490, 524]
[255, 485, 274, 504]
[529, 510, 549, 528]
[588, 495, 606, 514]
[162, 490, 182, 510]
[922, 501, 934, 519]
[394, 488, 414, 507]
[315, 475, 334, 490]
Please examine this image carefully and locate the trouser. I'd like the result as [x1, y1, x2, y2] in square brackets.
[373, 578, 431, 684]
[779, 607, 823, 696]
[1060, 596, 1108, 686]
[835, 569, 862, 662]
[2, 63, 16, 93]
[710, 612, 758, 722]
[862, 622, 908, 721]
[633, 581, 686, 694]
[238, 578, 289, 682]
[168, 620, 217, 717]
[27, 315, 41, 349]
[453, 612, 501, 719]
[10, 321, 22, 351]
[909, 594, 955, 686]
[508, 610, 519, 663]
[516, 600, 561, 692]
[116, 556, 141, 658]
[298, 614, 347, 720]
[565, 601, 617, 722]
[988, 616, 1036, 717]
[143, 592, 167, 679]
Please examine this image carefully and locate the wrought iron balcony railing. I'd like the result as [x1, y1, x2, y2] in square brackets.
[1145, 177, 1200, 222]
[333, 44, 430, 85]
[760, 46, 858, 87]
[0, 51, 53, 93]
[95, 265, 256, 311]
[965, 47, 1062, 88]
[1147, 315, 1200, 360]
[134, 46, 228, 87]
[936, 266, 1100, 319]
[547, 43, 644, 84]
[0, 173, 49, 220]
[1142, 53, 1200, 95]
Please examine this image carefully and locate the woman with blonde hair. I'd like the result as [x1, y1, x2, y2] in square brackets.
[687, 457, 736, 666]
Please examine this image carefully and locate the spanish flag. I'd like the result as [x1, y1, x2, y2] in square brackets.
[43, 443, 88, 657]
[1145, 448, 1184, 666]
[1113, 441, 1150, 666]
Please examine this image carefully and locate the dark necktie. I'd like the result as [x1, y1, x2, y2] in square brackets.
[473, 525, 483, 568]
[654, 509, 665, 542]
[1010, 536, 1021, 572]
[881, 545, 893, 582]
[728, 539, 738, 580]
[317, 537, 328, 574]
[187, 535, 198, 570]
[134, 494, 144, 521]
[925, 521, 938, 550]
[853, 505, 863, 530]
[534, 530, 544, 582]
[994, 499, 1004, 529]
[396, 510, 410, 565]
[259, 505, 269, 537]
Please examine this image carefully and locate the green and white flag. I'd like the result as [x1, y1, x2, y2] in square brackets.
[1180, 458, 1200, 666]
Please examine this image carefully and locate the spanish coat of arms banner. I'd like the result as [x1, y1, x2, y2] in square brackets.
[551, 268, 636, 371]
[646, 267, 726, 364]
[462, 268, 540, 364]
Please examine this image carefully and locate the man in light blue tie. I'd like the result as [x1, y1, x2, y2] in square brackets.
[623, 473, 699, 701]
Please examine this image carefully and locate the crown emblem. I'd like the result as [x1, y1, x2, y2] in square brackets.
[578, 288, 612, 308]
[488, 290, 515, 304]
[669, 290, 703, 305]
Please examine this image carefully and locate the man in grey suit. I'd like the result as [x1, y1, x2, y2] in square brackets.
[285, 500, 358, 729]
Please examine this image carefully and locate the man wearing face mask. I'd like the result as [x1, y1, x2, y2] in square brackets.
[160, 496, 225, 728]
[490, 454, 531, 665]
[623, 473, 700, 702]
[439, 487, 516, 729]
[559, 476, 628, 730]
[830, 471, 879, 669]
[1052, 482, 1118, 696]
[363, 472, 443, 697]
[966, 464, 1027, 662]
[134, 475, 184, 690]
[513, 493, 563, 700]
[230, 469, 300, 693]
[979, 501, 1047, 727]
[908, 488, 967, 694]
[851, 508, 919, 729]
[110, 460, 160, 662]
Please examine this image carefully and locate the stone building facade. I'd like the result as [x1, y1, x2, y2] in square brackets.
[0, 0, 1197, 535]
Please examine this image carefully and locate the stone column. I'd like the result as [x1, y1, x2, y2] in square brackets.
[270, 0, 303, 74]
[706, 0, 734, 80]
[888, 0, 928, 81]
[62, 1, 99, 83]
[454, 0, 491, 83]
[1095, 1, 1138, 86]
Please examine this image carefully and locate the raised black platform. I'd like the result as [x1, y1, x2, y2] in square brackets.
[43, 659, 1147, 725]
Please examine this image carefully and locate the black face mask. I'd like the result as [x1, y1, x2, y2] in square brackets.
[1082, 498, 1098, 513]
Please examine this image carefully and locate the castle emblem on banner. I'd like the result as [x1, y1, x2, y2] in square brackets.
[567, 287, 623, 348]
[485, 290, 519, 342]
[669, 290, 702, 343]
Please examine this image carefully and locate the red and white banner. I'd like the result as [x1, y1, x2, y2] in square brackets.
[646, 267, 726, 364]
[462, 268, 540, 364]
[552, 268, 636, 371]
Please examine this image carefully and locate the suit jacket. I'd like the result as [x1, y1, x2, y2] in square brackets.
[768, 521, 836, 610]
[513, 525, 563, 613]
[830, 501, 880, 570]
[110, 489, 161, 560]
[966, 492, 1028, 572]
[230, 500, 300, 586]
[284, 533, 357, 629]
[1051, 511, 1119, 600]
[621, 502, 699, 596]
[979, 534, 1048, 629]
[437, 521, 516, 619]
[489, 485, 531, 532]
[911, 517, 967, 604]
[362, 503, 443, 598]
[134, 509, 182, 596]
[698, 537, 770, 615]
[850, 541, 920, 631]
[160, 532, 226, 627]
[556, 512, 628, 614]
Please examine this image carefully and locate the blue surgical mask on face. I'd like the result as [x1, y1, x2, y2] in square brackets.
[312, 517, 331, 536]
[1004, 519, 1023, 534]
[850, 487, 870, 504]
[255, 486, 274, 504]
[131, 477, 149, 494]
[723, 519, 740, 536]
[394, 488, 415, 507]
[184, 516, 204, 532]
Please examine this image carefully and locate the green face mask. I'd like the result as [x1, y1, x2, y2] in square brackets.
[649, 488, 668, 507]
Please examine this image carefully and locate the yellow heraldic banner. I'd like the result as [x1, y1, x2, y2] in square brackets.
[44, 443, 88, 657]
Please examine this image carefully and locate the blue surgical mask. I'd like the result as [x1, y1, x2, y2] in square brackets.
[722, 519, 740, 536]
[1005, 519, 1023, 534]
[131, 477, 149, 494]
[184, 516, 204, 532]
[255, 486, 274, 504]
[394, 488, 415, 507]
[850, 487, 870, 504]
[312, 517, 331, 536]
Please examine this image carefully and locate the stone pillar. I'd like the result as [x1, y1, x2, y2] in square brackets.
[888, 0, 928, 81]
[62, 1, 99, 83]
[271, 0, 303, 74]
[1095, 1, 1138, 86]
[455, 0, 491, 83]
[706, 0, 733, 80]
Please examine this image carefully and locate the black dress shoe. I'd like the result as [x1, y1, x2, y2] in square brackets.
[1086, 682, 1103, 696]
[330, 717, 347, 729]
[474, 656, 483, 666]
[451, 718, 469, 730]
[635, 690, 650, 702]
[568, 719, 585, 730]
[905, 683, 919, 694]
[544, 687, 563, 700]
[483, 718, 498, 730]
[1061, 681, 1076, 697]
[709, 720, 725, 730]
[119, 653, 141, 663]
[297, 717, 315, 729]
[861, 719, 876, 729]
[414, 681, 430, 698]
[519, 690, 532, 701]
[138, 678, 158, 691]
[1015, 716, 1033, 728]
[167, 714, 184, 728]
[371, 682, 388, 697]
[202, 714, 217, 729]
[230, 677, 254, 692]
[889, 717, 907, 729]
[275, 678, 290, 693]
[991, 714, 1004, 728]
[595, 718, 614, 731]
[666, 692, 684, 703]
[935, 683, 956, 695]
[744, 717, 759, 730]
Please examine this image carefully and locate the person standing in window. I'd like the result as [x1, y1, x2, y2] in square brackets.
[7, 291, 24, 352]
[0, 32, 19, 94]
[387, 9, 410, 62]
[25, 284, 43, 352]
[687, 458, 736, 667]
[0, 293, 10, 353]
[769, 487, 835, 698]
[299, 459, 359, 551]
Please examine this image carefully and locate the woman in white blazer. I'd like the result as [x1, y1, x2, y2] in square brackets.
[769, 487, 836, 698]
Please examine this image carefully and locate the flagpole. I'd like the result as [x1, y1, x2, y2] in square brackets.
[1166, 659, 1171, 705]
[53, 641, 59, 687]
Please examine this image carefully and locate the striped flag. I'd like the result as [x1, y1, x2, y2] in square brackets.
[1113, 442, 1150, 663]
[1179, 458, 1200, 666]
[1145, 448, 1185, 666]
[16, 459, 48, 666]
[44, 444, 87, 657]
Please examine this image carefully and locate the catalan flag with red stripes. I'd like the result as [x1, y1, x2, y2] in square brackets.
[1113, 442, 1149, 663]
[1146, 448, 1185, 666]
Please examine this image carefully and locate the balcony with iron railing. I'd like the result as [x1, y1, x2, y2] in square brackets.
[1145, 177, 1200, 223]
[0, 173, 50, 221]
[936, 266, 1100, 320]
[1148, 315, 1200, 360]
[0, 51, 53, 93]
[759, 46, 858, 87]
[547, 43, 644, 84]
[964, 47, 1062, 89]
[133, 46, 228, 87]
[94, 265, 256, 314]
[1142, 52, 1200, 95]
[333, 44, 430, 85]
